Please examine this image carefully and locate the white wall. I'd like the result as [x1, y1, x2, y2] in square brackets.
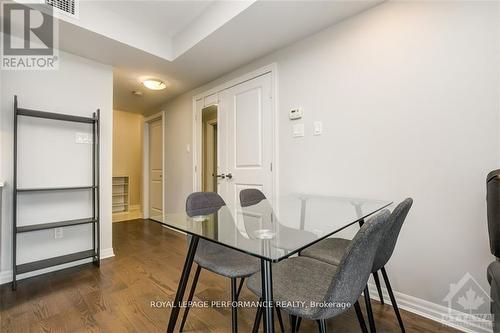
[163, 93, 197, 213]
[0, 50, 114, 283]
[157, 0, 500, 325]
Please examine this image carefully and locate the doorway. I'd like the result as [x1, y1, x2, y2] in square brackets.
[149, 118, 163, 217]
[144, 113, 164, 219]
[218, 72, 274, 209]
[112, 110, 144, 223]
[194, 66, 277, 210]
[202, 105, 218, 192]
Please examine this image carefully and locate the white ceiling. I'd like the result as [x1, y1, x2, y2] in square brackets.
[94, 1, 214, 39]
[52, 0, 382, 113]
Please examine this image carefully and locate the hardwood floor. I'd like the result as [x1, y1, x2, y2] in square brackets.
[1, 219, 460, 332]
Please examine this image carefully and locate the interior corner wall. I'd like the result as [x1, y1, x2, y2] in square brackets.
[162, 93, 196, 213]
[157, 0, 500, 318]
[0, 50, 113, 283]
[113, 110, 143, 209]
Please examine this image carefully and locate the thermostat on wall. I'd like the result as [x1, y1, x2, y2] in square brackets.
[289, 108, 303, 120]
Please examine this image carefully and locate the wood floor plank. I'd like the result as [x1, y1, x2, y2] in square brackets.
[0, 219, 463, 333]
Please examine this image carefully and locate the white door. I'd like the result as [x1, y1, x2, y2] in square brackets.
[218, 73, 274, 209]
[149, 118, 163, 217]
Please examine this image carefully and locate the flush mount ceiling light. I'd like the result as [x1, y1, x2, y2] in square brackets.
[142, 79, 166, 90]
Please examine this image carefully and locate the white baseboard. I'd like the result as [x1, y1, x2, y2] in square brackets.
[367, 282, 493, 333]
[0, 247, 114, 285]
[101, 247, 115, 259]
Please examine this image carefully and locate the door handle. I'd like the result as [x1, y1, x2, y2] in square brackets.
[226, 173, 233, 179]
[215, 174, 226, 179]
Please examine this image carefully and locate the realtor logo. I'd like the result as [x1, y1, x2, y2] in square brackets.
[442, 273, 493, 330]
[1, 2, 58, 70]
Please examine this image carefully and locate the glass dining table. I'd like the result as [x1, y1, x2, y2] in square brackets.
[151, 194, 392, 333]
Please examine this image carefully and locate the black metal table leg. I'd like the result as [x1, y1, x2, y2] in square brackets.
[231, 278, 238, 333]
[252, 299, 263, 333]
[381, 267, 405, 333]
[317, 319, 328, 333]
[289, 315, 297, 333]
[261, 259, 275, 333]
[179, 265, 202, 332]
[354, 301, 368, 333]
[166, 236, 199, 333]
[373, 271, 385, 304]
[364, 287, 377, 333]
[296, 317, 302, 331]
[236, 277, 245, 299]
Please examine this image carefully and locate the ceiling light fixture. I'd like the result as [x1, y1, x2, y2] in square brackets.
[142, 79, 166, 90]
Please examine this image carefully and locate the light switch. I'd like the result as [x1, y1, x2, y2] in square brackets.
[313, 121, 322, 136]
[292, 123, 305, 138]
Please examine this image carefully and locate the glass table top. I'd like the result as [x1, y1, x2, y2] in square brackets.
[151, 195, 392, 262]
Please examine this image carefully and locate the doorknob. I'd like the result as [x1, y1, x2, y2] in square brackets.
[226, 173, 233, 179]
[215, 174, 226, 179]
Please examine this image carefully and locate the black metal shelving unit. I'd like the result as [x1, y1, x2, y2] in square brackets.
[12, 95, 100, 290]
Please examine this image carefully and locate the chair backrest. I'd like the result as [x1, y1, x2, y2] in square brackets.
[239, 188, 273, 236]
[186, 192, 226, 217]
[372, 198, 413, 272]
[317, 210, 391, 319]
[239, 188, 266, 207]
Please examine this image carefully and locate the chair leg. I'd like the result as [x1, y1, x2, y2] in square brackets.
[373, 271, 385, 305]
[236, 277, 245, 300]
[252, 299, 263, 333]
[296, 317, 302, 331]
[275, 307, 285, 333]
[289, 315, 297, 333]
[179, 265, 202, 332]
[354, 301, 368, 333]
[316, 319, 327, 333]
[231, 278, 238, 333]
[381, 267, 405, 333]
[364, 287, 377, 333]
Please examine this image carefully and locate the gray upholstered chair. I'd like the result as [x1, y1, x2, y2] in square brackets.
[300, 198, 413, 333]
[247, 209, 391, 333]
[180, 192, 261, 332]
[488, 261, 500, 333]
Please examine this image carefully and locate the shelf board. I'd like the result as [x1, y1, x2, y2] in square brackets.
[16, 250, 95, 274]
[17, 108, 95, 124]
[17, 186, 97, 192]
[112, 193, 128, 196]
[17, 218, 97, 233]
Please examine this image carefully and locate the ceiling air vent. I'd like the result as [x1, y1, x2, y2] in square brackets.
[45, 0, 79, 18]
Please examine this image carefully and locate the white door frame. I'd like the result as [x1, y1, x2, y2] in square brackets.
[204, 118, 217, 192]
[143, 111, 166, 219]
[192, 63, 279, 204]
